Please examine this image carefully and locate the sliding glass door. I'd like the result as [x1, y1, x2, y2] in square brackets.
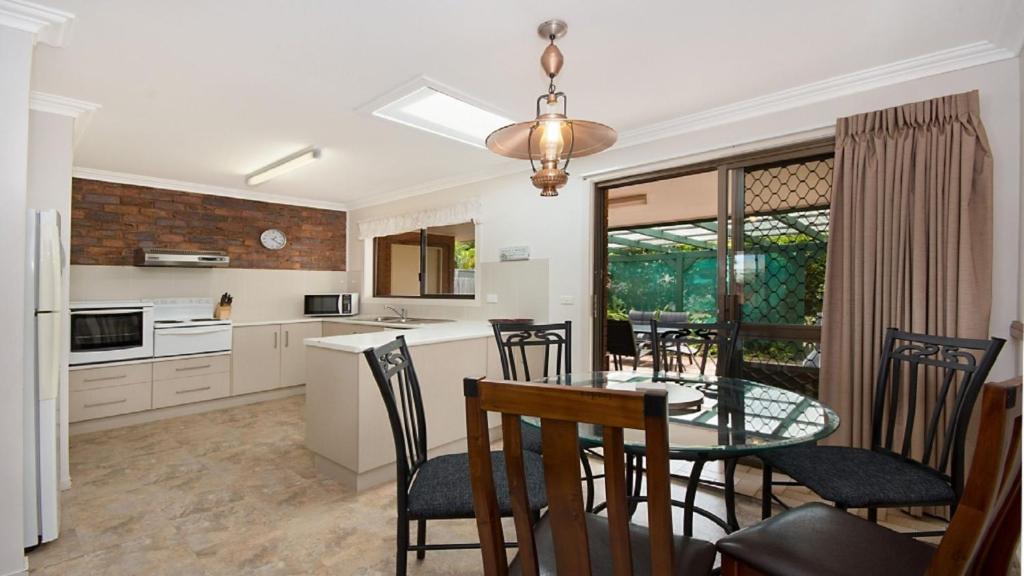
[594, 140, 834, 397]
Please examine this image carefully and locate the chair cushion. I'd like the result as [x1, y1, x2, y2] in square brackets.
[522, 425, 544, 454]
[716, 502, 935, 576]
[761, 445, 954, 508]
[510, 513, 716, 576]
[407, 451, 547, 519]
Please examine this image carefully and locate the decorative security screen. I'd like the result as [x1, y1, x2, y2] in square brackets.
[736, 156, 833, 398]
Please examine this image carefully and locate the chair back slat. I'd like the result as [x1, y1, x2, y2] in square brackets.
[540, 418, 592, 574]
[363, 336, 428, 489]
[492, 322, 572, 383]
[465, 377, 672, 575]
[649, 320, 739, 378]
[601, 427, 633, 576]
[869, 328, 1004, 503]
[926, 378, 1021, 576]
[500, 413, 539, 576]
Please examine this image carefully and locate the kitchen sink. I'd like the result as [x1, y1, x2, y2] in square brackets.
[369, 316, 454, 324]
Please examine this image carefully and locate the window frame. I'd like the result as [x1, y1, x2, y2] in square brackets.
[372, 227, 476, 300]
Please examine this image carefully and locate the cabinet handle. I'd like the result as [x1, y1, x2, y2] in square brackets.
[83, 374, 127, 383]
[84, 398, 127, 408]
[274, 332, 278, 349]
[175, 364, 211, 372]
[176, 386, 212, 395]
[285, 331, 290, 347]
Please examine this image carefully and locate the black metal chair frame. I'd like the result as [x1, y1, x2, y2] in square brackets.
[605, 318, 639, 371]
[760, 327, 1005, 536]
[364, 336, 521, 575]
[628, 310, 656, 370]
[491, 320, 604, 512]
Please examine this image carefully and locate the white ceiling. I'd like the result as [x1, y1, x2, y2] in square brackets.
[30, 0, 1022, 208]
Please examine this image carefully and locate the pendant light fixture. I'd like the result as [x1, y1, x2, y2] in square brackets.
[486, 20, 617, 196]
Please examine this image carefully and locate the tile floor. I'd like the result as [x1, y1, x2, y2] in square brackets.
[29, 395, 946, 575]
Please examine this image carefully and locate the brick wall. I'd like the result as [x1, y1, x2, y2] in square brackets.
[71, 178, 346, 270]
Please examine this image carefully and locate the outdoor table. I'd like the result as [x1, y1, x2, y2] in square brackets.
[522, 371, 839, 535]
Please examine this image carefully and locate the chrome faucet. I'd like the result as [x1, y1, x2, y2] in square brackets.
[385, 305, 408, 320]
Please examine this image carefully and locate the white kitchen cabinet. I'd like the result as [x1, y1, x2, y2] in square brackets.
[153, 356, 231, 408]
[322, 322, 396, 337]
[231, 325, 283, 395]
[281, 322, 323, 388]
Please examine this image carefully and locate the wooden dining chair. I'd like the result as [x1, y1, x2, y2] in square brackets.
[717, 377, 1021, 576]
[364, 337, 549, 576]
[464, 376, 717, 575]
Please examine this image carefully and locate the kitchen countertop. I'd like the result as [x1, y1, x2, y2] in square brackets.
[232, 316, 429, 329]
[304, 320, 494, 353]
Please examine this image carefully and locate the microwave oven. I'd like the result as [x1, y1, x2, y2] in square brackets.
[69, 301, 154, 365]
[304, 293, 359, 316]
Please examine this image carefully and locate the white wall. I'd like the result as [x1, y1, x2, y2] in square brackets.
[0, 23, 34, 576]
[352, 56, 1023, 380]
[27, 110, 74, 492]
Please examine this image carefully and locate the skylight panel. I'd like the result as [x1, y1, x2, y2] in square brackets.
[371, 85, 512, 148]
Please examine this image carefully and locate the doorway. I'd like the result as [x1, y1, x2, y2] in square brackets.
[593, 139, 835, 397]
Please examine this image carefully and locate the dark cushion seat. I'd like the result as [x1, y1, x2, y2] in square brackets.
[522, 425, 543, 453]
[407, 451, 547, 519]
[511, 513, 716, 575]
[717, 502, 935, 576]
[761, 445, 954, 508]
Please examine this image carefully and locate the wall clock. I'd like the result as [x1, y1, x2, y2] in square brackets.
[260, 229, 287, 250]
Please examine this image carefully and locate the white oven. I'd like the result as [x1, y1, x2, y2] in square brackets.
[152, 298, 232, 358]
[69, 301, 154, 365]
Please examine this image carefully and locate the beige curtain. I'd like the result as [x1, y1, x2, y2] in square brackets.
[820, 90, 993, 451]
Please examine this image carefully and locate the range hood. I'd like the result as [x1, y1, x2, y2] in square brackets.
[134, 248, 229, 268]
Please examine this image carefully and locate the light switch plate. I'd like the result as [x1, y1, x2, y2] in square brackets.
[486, 294, 499, 303]
[559, 295, 574, 305]
[499, 246, 530, 261]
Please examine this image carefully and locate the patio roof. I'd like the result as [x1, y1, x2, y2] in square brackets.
[608, 209, 829, 253]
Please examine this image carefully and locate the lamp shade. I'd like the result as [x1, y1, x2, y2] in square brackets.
[486, 118, 617, 161]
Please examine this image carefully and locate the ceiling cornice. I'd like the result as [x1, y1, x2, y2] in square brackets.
[30, 91, 101, 149]
[615, 41, 1016, 149]
[0, 0, 74, 46]
[345, 161, 527, 211]
[71, 168, 349, 212]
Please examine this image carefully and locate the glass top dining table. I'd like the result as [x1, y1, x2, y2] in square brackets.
[522, 371, 840, 458]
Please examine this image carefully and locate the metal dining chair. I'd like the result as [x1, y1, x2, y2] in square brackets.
[364, 335, 549, 575]
[606, 318, 639, 370]
[719, 377, 1021, 576]
[650, 319, 740, 379]
[628, 310, 656, 369]
[759, 328, 1005, 533]
[491, 321, 602, 511]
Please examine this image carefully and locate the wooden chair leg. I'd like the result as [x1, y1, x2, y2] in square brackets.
[416, 519, 426, 560]
[761, 464, 773, 520]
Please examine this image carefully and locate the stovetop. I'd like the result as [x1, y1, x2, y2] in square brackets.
[152, 298, 231, 328]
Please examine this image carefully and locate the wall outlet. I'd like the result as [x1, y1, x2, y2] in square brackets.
[559, 295, 574, 305]
[486, 293, 499, 303]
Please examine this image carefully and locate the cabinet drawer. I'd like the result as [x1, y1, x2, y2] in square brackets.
[70, 382, 152, 422]
[70, 363, 152, 392]
[152, 372, 230, 409]
[153, 355, 230, 381]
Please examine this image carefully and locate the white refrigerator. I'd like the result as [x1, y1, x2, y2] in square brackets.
[24, 209, 62, 547]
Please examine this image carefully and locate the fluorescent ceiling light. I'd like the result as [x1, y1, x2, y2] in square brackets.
[246, 147, 321, 186]
[372, 86, 511, 148]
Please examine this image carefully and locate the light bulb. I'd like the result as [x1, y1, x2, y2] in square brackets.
[538, 120, 565, 162]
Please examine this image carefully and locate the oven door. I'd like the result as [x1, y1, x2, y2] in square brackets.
[153, 324, 232, 358]
[304, 295, 342, 316]
[69, 307, 154, 365]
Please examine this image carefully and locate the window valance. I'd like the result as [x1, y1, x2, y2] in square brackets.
[356, 199, 483, 240]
